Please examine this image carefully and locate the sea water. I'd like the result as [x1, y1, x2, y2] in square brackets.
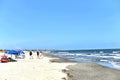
[50, 52, 120, 70]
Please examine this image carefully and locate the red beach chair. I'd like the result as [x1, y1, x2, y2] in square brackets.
[0, 55, 8, 63]
[1, 58, 8, 63]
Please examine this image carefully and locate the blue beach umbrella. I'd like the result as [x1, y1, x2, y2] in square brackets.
[5, 50, 25, 59]
[5, 50, 25, 55]
[17, 50, 25, 54]
[5, 50, 19, 55]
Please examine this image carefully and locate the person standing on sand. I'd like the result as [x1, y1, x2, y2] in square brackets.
[29, 51, 33, 59]
[37, 51, 43, 59]
[39, 51, 43, 59]
[36, 51, 40, 59]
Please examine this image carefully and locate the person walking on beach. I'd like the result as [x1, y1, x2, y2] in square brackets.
[36, 51, 40, 59]
[29, 51, 33, 59]
[39, 51, 43, 59]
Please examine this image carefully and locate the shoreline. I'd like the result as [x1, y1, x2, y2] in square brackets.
[46, 54, 120, 80]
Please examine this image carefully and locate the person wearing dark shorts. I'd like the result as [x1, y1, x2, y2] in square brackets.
[29, 51, 33, 59]
[37, 51, 40, 59]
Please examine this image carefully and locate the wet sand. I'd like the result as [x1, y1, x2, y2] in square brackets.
[48, 54, 120, 80]
[64, 63, 120, 80]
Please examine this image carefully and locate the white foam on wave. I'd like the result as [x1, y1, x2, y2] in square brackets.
[75, 53, 87, 56]
[113, 56, 120, 59]
[109, 61, 120, 70]
[100, 59, 109, 62]
[99, 56, 114, 58]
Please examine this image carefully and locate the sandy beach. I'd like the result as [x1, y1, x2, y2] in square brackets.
[0, 51, 75, 80]
[0, 51, 120, 80]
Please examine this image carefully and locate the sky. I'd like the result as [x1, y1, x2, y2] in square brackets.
[0, 0, 120, 50]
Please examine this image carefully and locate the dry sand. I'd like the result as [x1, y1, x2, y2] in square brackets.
[0, 51, 75, 80]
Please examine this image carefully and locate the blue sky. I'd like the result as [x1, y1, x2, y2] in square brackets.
[0, 0, 120, 50]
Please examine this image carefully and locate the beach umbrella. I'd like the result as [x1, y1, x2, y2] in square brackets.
[5, 50, 19, 55]
[5, 50, 25, 58]
[5, 50, 25, 55]
[17, 50, 25, 54]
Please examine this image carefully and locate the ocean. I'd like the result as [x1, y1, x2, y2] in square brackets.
[50, 51, 120, 70]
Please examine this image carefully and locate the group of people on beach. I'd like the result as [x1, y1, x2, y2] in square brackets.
[29, 51, 42, 59]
